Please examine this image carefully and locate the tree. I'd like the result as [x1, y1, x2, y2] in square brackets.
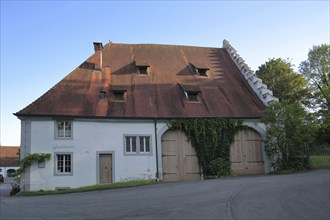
[299, 44, 330, 146]
[261, 102, 315, 170]
[256, 58, 310, 104]
[299, 44, 330, 117]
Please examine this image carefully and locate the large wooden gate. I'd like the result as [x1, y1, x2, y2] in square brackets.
[162, 130, 200, 181]
[230, 128, 264, 175]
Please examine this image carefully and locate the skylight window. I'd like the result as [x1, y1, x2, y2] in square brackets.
[99, 91, 106, 99]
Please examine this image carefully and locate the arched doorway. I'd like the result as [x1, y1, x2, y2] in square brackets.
[161, 130, 200, 181]
[230, 128, 264, 175]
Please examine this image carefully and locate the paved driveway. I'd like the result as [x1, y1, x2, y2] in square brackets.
[1, 170, 329, 220]
[0, 177, 16, 197]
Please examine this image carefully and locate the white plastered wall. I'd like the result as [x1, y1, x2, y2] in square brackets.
[27, 119, 159, 191]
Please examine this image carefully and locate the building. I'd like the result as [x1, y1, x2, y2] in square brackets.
[15, 40, 277, 191]
[0, 146, 20, 177]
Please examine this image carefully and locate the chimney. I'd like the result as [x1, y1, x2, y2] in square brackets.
[104, 66, 111, 84]
[93, 42, 103, 70]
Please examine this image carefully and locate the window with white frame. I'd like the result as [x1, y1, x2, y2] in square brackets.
[55, 153, 72, 175]
[124, 135, 151, 155]
[125, 136, 137, 153]
[56, 121, 72, 139]
[139, 136, 150, 153]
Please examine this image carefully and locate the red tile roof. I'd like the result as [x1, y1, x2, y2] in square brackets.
[0, 146, 20, 167]
[0, 146, 19, 158]
[15, 43, 265, 119]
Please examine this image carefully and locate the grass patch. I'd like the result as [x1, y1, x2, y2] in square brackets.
[310, 155, 330, 168]
[18, 179, 157, 196]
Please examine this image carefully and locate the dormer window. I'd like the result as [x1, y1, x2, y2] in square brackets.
[179, 83, 201, 102]
[184, 91, 200, 101]
[190, 62, 209, 77]
[110, 85, 127, 101]
[138, 66, 148, 74]
[195, 68, 207, 76]
[113, 91, 125, 101]
[135, 60, 150, 75]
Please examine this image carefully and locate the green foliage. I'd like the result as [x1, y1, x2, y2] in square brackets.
[256, 58, 310, 104]
[16, 153, 52, 176]
[299, 44, 330, 112]
[261, 102, 315, 170]
[168, 118, 243, 176]
[299, 44, 330, 145]
[208, 158, 231, 177]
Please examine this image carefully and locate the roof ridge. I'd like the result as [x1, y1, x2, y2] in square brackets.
[223, 40, 279, 106]
[105, 42, 220, 49]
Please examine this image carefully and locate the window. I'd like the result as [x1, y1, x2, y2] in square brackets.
[179, 83, 201, 102]
[139, 136, 150, 153]
[185, 91, 200, 101]
[56, 121, 72, 139]
[100, 91, 106, 99]
[55, 153, 72, 175]
[124, 135, 151, 155]
[190, 62, 209, 77]
[110, 85, 127, 101]
[195, 68, 208, 77]
[125, 136, 137, 153]
[135, 60, 150, 75]
[112, 91, 126, 101]
[137, 66, 149, 75]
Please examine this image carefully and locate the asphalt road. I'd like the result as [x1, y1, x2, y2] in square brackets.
[0, 177, 16, 197]
[1, 170, 329, 220]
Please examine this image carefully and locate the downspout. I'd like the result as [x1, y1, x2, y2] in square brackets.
[154, 118, 159, 181]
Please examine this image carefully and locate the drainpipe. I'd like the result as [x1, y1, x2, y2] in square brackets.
[154, 118, 159, 182]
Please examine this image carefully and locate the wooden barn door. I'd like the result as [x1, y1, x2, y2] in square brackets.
[162, 130, 200, 181]
[230, 128, 264, 175]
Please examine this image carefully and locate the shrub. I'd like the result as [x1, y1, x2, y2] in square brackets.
[10, 183, 20, 196]
[208, 158, 231, 177]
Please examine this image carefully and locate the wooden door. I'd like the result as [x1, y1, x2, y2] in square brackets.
[162, 130, 200, 181]
[99, 154, 112, 183]
[230, 128, 264, 175]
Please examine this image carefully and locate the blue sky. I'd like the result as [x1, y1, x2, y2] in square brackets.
[1, 1, 329, 146]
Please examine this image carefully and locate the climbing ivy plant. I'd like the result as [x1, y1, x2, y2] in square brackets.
[16, 153, 52, 176]
[168, 118, 243, 177]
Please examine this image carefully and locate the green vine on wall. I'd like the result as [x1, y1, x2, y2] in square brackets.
[168, 118, 243, 177]
[16, 153, 51, 176]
